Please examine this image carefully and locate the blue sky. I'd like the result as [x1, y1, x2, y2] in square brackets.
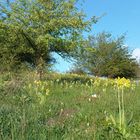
[53, 0, 140, 72]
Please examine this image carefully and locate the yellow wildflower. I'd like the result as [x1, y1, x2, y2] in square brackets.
[115, 77, 131, 89]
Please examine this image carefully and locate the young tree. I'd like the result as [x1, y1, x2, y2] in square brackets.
[75, 32, 138, 78]
[0, 0, 96, 76]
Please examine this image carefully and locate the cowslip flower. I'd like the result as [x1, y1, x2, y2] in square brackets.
[115, 77, 131, 89]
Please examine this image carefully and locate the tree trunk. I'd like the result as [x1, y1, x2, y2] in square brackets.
[36, 56, 45, 80]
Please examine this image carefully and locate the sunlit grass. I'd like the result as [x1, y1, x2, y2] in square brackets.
[0, 72, 140, 140]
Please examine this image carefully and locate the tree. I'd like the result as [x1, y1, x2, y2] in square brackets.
[0, 0, 96, 76]
[75, 32, 138, 78]
[67, 66, 86, 75]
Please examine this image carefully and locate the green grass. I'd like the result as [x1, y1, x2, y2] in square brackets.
[0, 72, 140, 140]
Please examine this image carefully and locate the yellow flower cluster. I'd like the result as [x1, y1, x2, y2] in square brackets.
[115, 77, 131, 89]
[34, 80, 41, 85]
[93, 77, 101, 87]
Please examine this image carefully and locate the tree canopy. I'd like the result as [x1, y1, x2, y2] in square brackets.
[75, 32, 138, 78]
[0, 0, 96, 72]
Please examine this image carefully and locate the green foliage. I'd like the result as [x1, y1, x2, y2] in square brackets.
[0, 0, 95, 71]
[0, 72, 140, 139]
[75, 32, 138, 78]
[68, 66, 87, 75]
[45, 72, 94, 84]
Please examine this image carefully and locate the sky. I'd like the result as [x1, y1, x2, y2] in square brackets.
[53, 0, 140, 72]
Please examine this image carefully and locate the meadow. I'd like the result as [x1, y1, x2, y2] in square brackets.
[0, 72, 140, 140]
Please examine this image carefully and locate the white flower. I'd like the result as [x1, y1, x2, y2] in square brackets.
[88, 98, 91, 102]
[61, 102, 64, 105]
[91, 94, 97, 98]
[87, 122, 90, 126]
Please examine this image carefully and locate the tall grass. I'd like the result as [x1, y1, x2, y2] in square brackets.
[0, 72, 140, 140]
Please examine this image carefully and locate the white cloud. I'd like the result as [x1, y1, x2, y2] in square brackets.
[132, 48, 140, 61]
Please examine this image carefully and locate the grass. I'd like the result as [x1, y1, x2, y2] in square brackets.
[0, 72, 140, 140]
